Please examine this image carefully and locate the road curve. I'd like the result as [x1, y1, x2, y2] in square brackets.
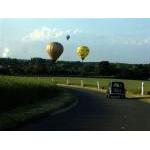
[16, 87, 150, 131]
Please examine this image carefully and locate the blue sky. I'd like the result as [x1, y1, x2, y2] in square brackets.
[0, 18, 150, 63]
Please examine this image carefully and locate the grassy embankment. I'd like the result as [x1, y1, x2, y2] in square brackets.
[0, 76, 76, 130]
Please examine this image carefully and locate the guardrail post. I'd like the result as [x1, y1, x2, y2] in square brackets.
[97, 80, 100, 90]
[141, 81, 144, 96]
[51, 78, 54, 83]
[81, 80, 84, 87]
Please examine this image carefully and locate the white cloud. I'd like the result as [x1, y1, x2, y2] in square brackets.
[72, 29, 81, 34]
[22, 27, 82, 42]
[0, 47, 10, 58]
[2, 52, 7, 57]
[112, 36, 150, 46]
[4, 48, 9, 53]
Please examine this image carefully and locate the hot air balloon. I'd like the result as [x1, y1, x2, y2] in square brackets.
[66, 35, 70, 40]
[76, 45, 90, 61]
[46, 42, 64, 63]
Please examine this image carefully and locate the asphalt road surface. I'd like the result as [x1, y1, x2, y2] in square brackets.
[16, 87, 150, 131]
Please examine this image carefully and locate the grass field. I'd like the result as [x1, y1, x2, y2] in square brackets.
[1, 76, 149, 97]
[50, 76, 150, 95]
[0, 76, 63, 111]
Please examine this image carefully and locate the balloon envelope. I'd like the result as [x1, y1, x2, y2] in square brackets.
[66, 35, 70, 40]
[76, 45, 90, 60]
[46, 42, 64, 63]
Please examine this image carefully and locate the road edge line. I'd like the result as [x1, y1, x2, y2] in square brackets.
[51, 98, 79, 116]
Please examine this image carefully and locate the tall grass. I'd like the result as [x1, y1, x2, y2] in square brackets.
[0, 76, 62, 111]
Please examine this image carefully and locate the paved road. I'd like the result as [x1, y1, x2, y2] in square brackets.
[16, 87, 150, 131]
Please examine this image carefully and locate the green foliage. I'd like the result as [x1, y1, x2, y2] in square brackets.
[0, 58, 149, 80]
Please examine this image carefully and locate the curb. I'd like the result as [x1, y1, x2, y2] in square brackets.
[57, 83, 106, 93]
[51, 98, 79, 116]
[57, 84, 150, 100]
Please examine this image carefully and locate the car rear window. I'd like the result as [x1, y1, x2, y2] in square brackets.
[112, 82, 124, 88]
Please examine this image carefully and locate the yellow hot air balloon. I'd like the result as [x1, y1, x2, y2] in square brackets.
[76, 45, 89, 61]
[46, 42, 64, 63]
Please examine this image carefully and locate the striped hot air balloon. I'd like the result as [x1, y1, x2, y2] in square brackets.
[46, 42, 64, 63]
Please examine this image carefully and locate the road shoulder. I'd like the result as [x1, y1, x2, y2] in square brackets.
[0, 92, 78, 130]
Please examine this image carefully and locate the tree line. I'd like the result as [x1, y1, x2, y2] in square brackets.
[0, 58, 149, 80]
